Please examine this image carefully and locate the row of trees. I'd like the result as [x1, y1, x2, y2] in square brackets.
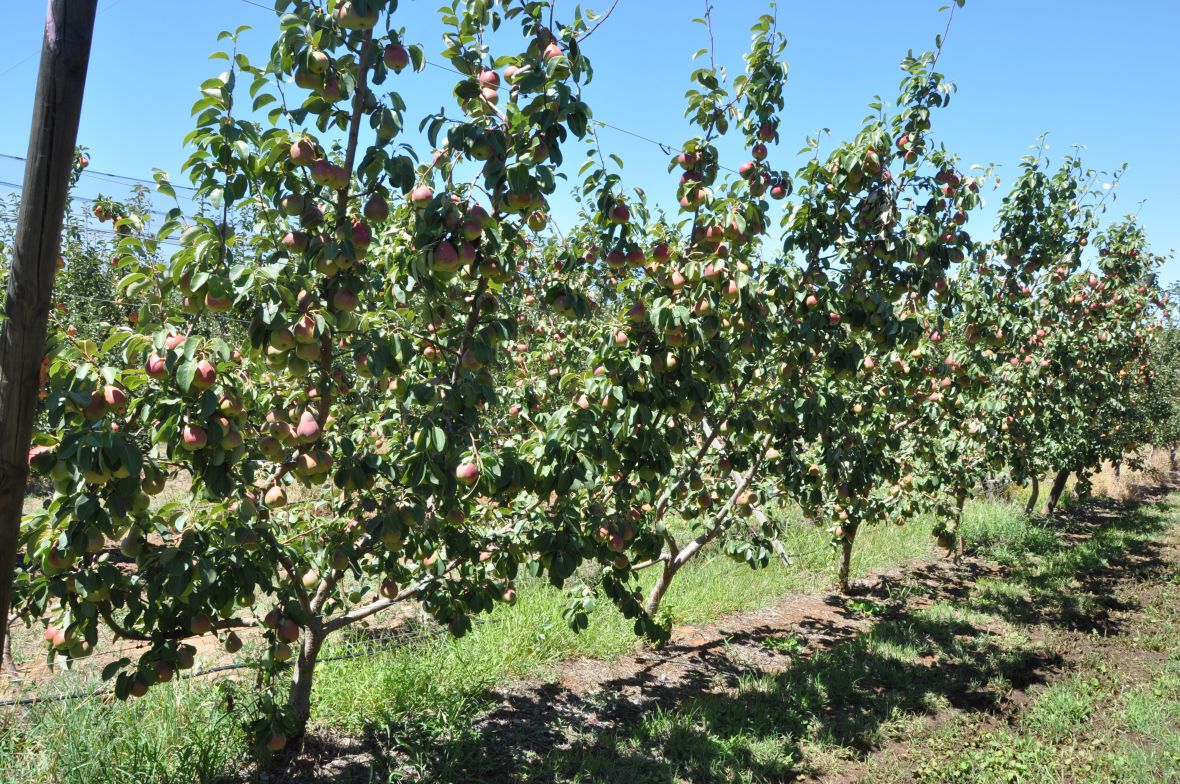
[7, 0, 1171, 755]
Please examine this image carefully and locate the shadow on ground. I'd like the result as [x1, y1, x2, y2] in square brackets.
[257, 489, 1177, 784]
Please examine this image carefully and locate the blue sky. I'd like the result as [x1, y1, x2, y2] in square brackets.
[2, 0, 1176, 281]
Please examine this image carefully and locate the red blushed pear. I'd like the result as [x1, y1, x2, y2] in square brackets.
[757, 122, 775, 142]
[350, 219, 372, 249]
[432, 240, 459, 272]
[332, 288, 359, 312]
[294, 69, 321, 91]
[146, 352, 167, 379]
[410, 185, 434, 208]
[384, 43, 409, 73]
[270, 327, 296, 352]
[192, 359, 217, 390]
[181, 425, 208, 451]
[279, 193, 305, 216]
[102, 385, 128, 411]
[289, 138, 316, 166]
[506, 191, 533, 213]
[293, 314, 316, 344]
[164, 333, 187, 351]
[205, 289, 231, 313]
[628, 300, 647, 323]
[543, 42, 564, 61]
[335, 1, 378, 30]
[296, 411, 321, 444]
[609, 203, 630, 225]
[455, 461, 479, 487]
[739, 160, 757, 179]
[752, 143, 768, 161]
[189, 613, 213, 636]
[460, 217, 483, 241]
[363, 193, 389, 222]
[220, 429, 243, 450]
[307, 49, 330, 75]
[652, 243, 670, 262]
[478, 68, 500, 88]
[309, 158, 334, 186]
[82, 390, 107, 420]
[266, 733, 288, 753]
[264, 485, 288, 508]
[458, 241, 478, 265]
[277, 618, 300, 643]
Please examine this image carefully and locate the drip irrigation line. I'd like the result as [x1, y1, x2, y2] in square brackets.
[0, 620, 452, 709]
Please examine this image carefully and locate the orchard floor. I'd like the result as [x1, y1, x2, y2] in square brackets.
[266, 482, 1180, 783]
[4, 472, 1179, 783]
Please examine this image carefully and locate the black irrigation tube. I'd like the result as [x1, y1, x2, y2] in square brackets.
[0, 625, 445, 709]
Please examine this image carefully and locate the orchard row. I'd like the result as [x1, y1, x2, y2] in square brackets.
[12, 0, 1168, 754]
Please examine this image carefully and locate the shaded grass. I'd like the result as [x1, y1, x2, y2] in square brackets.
[433, 494, 1178, 784]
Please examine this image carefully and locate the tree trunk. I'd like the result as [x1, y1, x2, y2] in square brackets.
[1170, 446, 1176, 472]
[1043, 469, 1070, 515]
[1114, 462, 1121, 478]
[286, 626, 325, 741]
[954, 492, 967, 565]
[643, 558, 680, 617]
[2, 616, 15, 676]
[0, 0, 99, 664]
[837, 523, 858, 594]
[1025, 476, 1040, 515]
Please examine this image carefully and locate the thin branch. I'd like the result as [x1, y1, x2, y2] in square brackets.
[575, 0, 620, 44]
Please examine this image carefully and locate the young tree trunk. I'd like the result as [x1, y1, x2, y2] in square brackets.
[1114, 462, 1121, 478]
[954, 492, 967, 565]
[837, 523, 859, 594]
[1025, 476, 1040, 515]
[1170, 446, 1176, 472]
[1043, 469, 1070, 515]
[286, 625, 325, 740]
[0, 0, 98, 668]
[1, 616, 15, 676]
[643, 558, 680, 617]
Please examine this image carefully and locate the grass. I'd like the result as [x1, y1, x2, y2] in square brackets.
[0, 501, 937, 783]
[2, 483, 1178, 783]
[0, 674, 245, 784]
[310, 506, 935, 735]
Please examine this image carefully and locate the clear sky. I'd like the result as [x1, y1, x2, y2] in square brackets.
[1, 0, 1176, 281]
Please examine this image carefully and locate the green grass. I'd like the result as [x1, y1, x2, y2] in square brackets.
[311, 505, 938, 735]
[0, 674, 245, 784]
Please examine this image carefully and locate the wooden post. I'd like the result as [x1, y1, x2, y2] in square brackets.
[0, 0, 99, 664]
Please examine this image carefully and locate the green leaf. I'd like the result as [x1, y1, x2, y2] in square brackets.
[176, 360, 197, 393]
